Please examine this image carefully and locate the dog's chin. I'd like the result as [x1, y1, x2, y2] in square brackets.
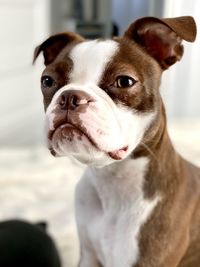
[48, 124, 129, 166]
[48, 124, 108, 165]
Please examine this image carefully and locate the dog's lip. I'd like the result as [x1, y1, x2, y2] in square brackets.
[48, 122, 97, 146]
[108, 146, 129, 160]
[48, 122, 128, 160]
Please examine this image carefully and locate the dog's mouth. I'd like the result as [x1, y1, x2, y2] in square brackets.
[48, 122, 128, 160]
[108, 146, 128, 160]
[48, 122, 95, 147]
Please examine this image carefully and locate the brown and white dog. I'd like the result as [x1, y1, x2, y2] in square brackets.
[33, 16, 200, 267]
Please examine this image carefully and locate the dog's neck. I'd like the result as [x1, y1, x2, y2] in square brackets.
[89, 156, 151, 212]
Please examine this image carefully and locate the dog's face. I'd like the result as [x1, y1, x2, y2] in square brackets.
[34, 16, 196, 166]
[37, 38, 161, 166]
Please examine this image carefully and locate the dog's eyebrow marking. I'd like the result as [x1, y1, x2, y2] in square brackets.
[69, 40, 119, 85]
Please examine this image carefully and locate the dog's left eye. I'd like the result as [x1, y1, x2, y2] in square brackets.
[41, 75, 55, 88]
[115, 76, 136, 88]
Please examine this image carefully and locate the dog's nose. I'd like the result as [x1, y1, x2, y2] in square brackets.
[58, 90, 94, 110]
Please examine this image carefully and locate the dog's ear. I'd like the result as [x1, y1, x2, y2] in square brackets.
[124, 16, 196, 69]
[33, 32, 84, 65]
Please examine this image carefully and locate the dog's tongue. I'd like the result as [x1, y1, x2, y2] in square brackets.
[108, 146, 128, 160]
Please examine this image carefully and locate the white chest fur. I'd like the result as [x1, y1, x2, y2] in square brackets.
[75, 157, 160, 267]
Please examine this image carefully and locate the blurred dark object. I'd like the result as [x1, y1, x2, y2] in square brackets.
[76, 21, 106, 38]
[0, 219, 61, 267]
[64, 0, 111, 38]
[73, 0, 83, 20]
[112, 22, 119, 36]
[73, 0, 97, 21]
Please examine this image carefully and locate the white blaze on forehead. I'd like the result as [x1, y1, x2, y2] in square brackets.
[69, 40, 119, 84]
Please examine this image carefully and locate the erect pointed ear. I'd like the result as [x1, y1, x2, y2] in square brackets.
[124, 16, 197, 69]
[33, 32, 84, 65]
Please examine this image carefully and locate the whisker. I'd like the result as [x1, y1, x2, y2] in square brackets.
[141, 142, 158, 162]
[141, 142, 162, 174]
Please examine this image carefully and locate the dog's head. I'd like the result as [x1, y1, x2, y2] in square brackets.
[33, 16, 196, 166]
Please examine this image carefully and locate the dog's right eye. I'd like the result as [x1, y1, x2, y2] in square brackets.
[41, 76, 55, 88]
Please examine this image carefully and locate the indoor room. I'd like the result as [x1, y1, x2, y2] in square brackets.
[0, 0, 200, 266]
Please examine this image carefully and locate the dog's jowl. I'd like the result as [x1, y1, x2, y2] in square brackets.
[34, 16, 200, 267]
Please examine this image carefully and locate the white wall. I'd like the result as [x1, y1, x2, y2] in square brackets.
[161, 0, 200, 118]
[0, 0, 51, 146]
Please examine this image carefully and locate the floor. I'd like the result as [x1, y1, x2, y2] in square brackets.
[0, 120, 200, 267]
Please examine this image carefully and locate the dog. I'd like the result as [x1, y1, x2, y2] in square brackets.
[33, 16, 200, 267]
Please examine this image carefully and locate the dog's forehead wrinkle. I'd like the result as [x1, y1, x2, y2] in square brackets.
[69, 39, 119, 84]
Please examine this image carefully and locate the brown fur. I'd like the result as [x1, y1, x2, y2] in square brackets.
[134, 112, 200, 267]
[34, 16, 200, 267]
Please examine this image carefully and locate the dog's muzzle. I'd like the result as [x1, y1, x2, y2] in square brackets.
[48, 89, 97, 148]
[46, 86, 129, 163]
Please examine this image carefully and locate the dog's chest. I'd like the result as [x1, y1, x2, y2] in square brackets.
[88, 204, 142, 267]
[83, 157, 160, 267]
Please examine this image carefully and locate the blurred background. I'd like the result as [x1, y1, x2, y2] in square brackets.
[0, 0, 199, 266]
